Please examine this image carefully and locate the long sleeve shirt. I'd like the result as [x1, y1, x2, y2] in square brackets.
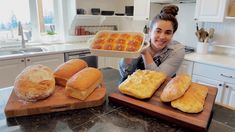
[119, 40, 185, 82]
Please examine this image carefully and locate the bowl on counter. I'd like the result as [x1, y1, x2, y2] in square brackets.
[91, 8, 100, 15]
[101, 11, 114, 16]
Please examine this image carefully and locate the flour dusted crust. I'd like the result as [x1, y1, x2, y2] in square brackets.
[118, 70, 167, 99]
[171, 83, 208, 113]
[160, 74, 192, 102]
[14, 64, 55, 102]
[91, 31, 144, 52]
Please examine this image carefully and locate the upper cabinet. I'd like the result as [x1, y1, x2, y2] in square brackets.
[194, 0, 229, 22]
[134, 0, 150, 20]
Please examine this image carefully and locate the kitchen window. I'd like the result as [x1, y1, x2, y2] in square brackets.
[0, 0, 76, 48]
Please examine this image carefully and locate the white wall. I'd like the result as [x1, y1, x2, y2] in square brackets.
[204, 20, 235, 47]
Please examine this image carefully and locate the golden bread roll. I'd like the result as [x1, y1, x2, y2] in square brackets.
[119, 70, 167, 99]
[14, 64, 55, 102]
[160, 74, 192, 102]
[171, 83, 208, 113]
[54, 59, 88, 86]
[91, 31, 144, 52]
[65, 67, 103, 100]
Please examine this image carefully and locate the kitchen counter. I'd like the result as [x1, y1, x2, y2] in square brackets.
[0, 42, 90, 60]
[0, 68, 234, 132]
[185, 53, 235, 70]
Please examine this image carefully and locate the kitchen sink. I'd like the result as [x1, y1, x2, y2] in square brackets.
[0, 50, 24, 56]
[0, 47, 46, 56]
[18, 47, 45, 53]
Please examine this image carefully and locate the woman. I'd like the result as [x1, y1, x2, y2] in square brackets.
[119, 5, 185, 82]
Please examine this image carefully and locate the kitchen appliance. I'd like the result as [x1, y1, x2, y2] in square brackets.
[64, 50, 98, 68]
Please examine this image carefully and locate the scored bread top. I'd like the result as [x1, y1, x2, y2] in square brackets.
[54, 59, 88, 80]
[66, 67, 103, 91]
[160, 74, 192, 102]
[91, 31, 144, 52]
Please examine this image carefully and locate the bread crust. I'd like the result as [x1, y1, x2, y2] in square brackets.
[14, 64, 55, 102]
[119, 70, 167, 99]
[160, 74, 192, 102]
[54, 59, 88, 86]
[171, 83, 208, 113]
[65, 67, 103, 100]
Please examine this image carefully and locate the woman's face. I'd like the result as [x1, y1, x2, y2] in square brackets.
[150, 20, 174, 51]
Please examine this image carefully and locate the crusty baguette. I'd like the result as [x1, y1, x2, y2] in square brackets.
[54, 59, 88, 86]
[160, 74, 192, 102]
[14, 64, 55, 102]
[171, 83, 208, 113]
[65, 67, 103, 100]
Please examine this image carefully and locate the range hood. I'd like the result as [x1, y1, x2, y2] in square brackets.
[150, 0, 196, 4]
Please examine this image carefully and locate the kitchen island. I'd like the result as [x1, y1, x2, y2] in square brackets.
[0, 68, 234, 132]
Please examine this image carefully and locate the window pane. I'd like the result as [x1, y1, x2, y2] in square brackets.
[40, 0, 59, 42]
[0, 0, 31, 46]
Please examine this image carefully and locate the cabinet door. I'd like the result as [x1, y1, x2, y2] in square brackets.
[0, 58, 25, 88]
[134, 0, 150, 20]
[192, 75, 224, 103]
[176, 60, 193, 76]
[104, 57, 121, 70]
[195, 0, 229, 22]
[223, 83, 235, 108]
[26, 54, 64, 70]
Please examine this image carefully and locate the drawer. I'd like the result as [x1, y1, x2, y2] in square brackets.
[193, 62, 235, 84]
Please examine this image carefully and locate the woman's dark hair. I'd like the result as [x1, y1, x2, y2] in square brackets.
[150, 5, 179, 33]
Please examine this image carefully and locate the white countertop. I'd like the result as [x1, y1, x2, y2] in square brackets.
[185, 53, 235, 70]
[0, 42, 90, 61]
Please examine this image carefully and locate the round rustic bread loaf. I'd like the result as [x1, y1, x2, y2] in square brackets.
[14, 64, 56, 102]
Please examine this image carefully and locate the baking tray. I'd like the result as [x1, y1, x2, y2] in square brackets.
[89, 30, 149, 58]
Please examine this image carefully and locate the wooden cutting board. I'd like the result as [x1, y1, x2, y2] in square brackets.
[5, 85, 106, 118]
[109, 79, 217, 132]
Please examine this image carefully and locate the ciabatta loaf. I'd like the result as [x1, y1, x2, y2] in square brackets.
[119, 70, 167, 99]
[14, 64, 55, 102]
[65, 67, 103, 100]
[171, 83, 208, 113]
[160, 74, 192, 102]
[54, 59, 88, 86]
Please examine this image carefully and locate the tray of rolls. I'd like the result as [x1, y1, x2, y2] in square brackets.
[109, 70, 218, 132]
[89, 30, 148, 58]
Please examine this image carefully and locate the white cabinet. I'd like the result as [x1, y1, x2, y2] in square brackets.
[134, 0, 150, 20]
[194, 0, 229, 22]
[0, 53, 64, 88]
[223, 83, 235, 108]
[176, 60, 194, 75]
[25, 54, 64, 69]
[192, 62, 235, 107]
[0, 59, 25, 88]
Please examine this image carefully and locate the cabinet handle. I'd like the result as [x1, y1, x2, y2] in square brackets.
[21, 59, 24, 62]
[220, 74, 233, 79]
[27, 59, 30, 62]
[219, 84, 222, 86]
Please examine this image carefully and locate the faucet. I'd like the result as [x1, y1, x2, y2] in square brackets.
[18, 22, 26, 48]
